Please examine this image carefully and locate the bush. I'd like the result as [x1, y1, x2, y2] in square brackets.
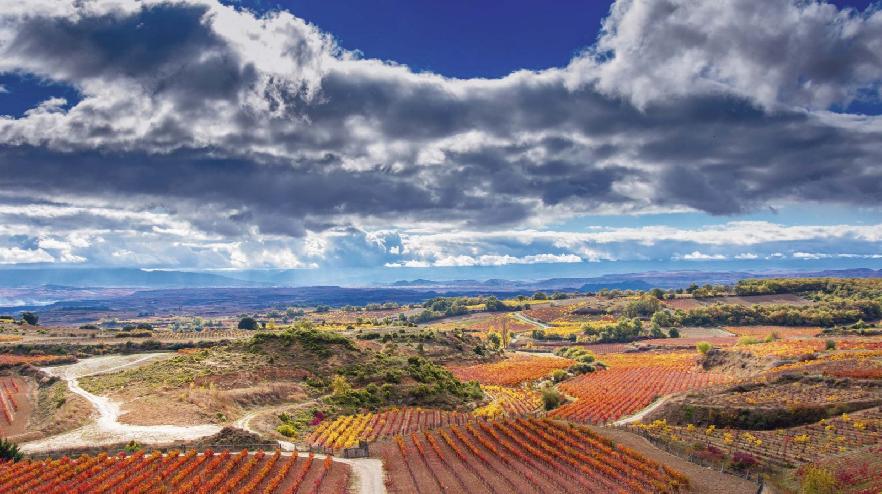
[668, 327, 680, 338]
[825, 339, 837, 350]
[622, 295, 661, 318]
[551, 369, 568, 382]
[737, 336, 762, 345]
[0, 438, 21, 462]
[730, 451, 757, 470]
[696, 341, 712, 354]
[800, 466, 837, 494]
[238, 317, 259, 330]
[541, 387, 564, 410]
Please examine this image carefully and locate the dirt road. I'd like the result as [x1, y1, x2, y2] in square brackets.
[612, 394, 672, 425]
[21, 353, 222, 453]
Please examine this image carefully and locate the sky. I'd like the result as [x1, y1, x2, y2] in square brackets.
[0, 0, 881, 282]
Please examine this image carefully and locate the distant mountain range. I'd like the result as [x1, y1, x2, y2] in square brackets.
[388, 268, 882, 291]
[0, 268, 261, 288]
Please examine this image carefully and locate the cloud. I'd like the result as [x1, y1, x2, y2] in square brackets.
[386, 253, 583, 268]
[0, 0, 879, 268]
[0, 247, 55, 264]
[592, 0, 882, 109]
[679, 251, 727, 260]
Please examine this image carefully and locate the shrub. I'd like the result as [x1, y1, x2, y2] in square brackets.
[668, 327, 680, 338]
[541, 387, 564, 410]
[551, 369, 568, 382]
[696, 341, 712, 354]
[0, 438, 21, 462]
[800, 466, 837, 494]
[825, 339, 837, 350]
[737, 336, 762, 345]
[238, 317, 259, 330]
[730, 451, 757, 470]
[622, 295, 661, 318]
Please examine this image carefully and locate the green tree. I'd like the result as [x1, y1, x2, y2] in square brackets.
[532, 292, 548, 300]
[237, 316, 259, 330]
[487, 332, 502, 350]
[622, 295, 661, 318]
[20, 312, 38, 326]
[0, 438, 22, 462]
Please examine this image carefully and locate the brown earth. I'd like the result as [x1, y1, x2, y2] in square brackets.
[591, 426, 759, 494]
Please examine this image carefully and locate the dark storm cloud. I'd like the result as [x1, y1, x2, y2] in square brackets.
[7, 4, 257, 105]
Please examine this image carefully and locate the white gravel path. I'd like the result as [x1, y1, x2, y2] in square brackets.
[21, 353, 222, 453]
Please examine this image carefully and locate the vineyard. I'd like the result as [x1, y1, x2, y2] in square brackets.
[549, 352, 731, 424]
[687, 379, 882, 409]
[0, 449, 351, 494]
[792, 444, 882, 493]
[380, 417, 689, 494]
[639, 336, 738, 348]
[634, 406, 882, 468]
[155, 329, 258, 340]
[737, 338, 882, 358]
[427, 313, 535, 335]
[447, 354, 574, 386]
[473, 386, 541, 418]
[0, 377, 21, 427]
[522, 301, 586, 323]
[307, 407, 475, 449]
[723, 326, 822, 339]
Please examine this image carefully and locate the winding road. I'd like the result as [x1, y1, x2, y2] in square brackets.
[612, 394, 673, 425]
[21, 353, 222, 453]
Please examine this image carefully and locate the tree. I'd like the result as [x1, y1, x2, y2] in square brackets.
[0, 438, 22, 462]
[696, 341, 712, 354]
[20, 312, 38, 326]
[668, 327, 680, 338]
[237, 316, 259, 330]
[651, 310, 677, 327]
[648, 288, 665, 299]
[622, 295, 661, 318]
[532, 292, 547, 300]
[487, 332, 502, 350]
